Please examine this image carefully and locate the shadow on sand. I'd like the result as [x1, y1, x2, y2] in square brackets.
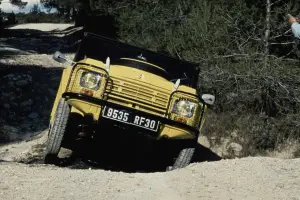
[51, 129, 222, 173]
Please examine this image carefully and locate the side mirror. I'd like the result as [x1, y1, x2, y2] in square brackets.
[53, 51, 76, 66]
[201, 94, 215, 105]
[53, 51, 67, 63]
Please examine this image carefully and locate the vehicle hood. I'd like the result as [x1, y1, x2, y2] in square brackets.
[79, 58, 196, 95]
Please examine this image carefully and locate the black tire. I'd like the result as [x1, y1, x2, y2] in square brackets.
[44, 98, 70, 164]
[167, 140, 196, 171]
[171, 148, 195, 170]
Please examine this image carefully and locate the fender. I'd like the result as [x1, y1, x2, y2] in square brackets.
[49, 66, 73, 124]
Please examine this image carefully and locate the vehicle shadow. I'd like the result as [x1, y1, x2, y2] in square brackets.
[58, 133, 222, 173]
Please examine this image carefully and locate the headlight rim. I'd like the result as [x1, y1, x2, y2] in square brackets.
[171, 98, 196, 118]
[79, 71, 102, 91]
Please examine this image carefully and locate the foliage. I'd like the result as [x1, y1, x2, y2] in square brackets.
[13, 4, 72, 24]
[14, 12, 72, 24]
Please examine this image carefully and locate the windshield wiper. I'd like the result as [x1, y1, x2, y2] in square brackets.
[170, 77, 188, 82]
[170, 73, 190, 83]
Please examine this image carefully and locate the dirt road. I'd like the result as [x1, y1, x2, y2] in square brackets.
[8, 23, 74, 32]
[1, 157, 300, 200]
[1, 23, 300, 200]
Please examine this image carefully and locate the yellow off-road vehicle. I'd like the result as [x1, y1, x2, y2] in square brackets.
[44, 32, 215, 170]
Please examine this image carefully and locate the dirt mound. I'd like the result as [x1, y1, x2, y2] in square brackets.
[1, 157, 299, 200]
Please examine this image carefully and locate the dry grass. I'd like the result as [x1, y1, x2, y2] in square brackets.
[201, 110, 300, 159]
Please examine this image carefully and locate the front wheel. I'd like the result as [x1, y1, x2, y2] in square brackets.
[44, 98, 70, 164]
[167, 140, 196, 171]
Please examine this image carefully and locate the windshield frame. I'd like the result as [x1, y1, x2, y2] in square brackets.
[74, 32, 200, 87]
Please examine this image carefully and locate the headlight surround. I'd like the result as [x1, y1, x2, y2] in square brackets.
[80, 71, 101, 90]
[171, 98, 195, 118]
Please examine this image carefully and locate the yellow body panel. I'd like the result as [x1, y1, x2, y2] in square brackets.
[68, 99, 102, 120]
[159, 125, 193, 139]
[50, 65, 73, 124]
[50, 57, 208, 140]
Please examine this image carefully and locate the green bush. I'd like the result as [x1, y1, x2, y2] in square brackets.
[15, 12, 72, 24]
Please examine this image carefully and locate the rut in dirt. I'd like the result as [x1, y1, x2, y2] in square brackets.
[28, 130, 222, 173]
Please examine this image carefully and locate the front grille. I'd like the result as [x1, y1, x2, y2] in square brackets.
[104, 76, 170, 116]
[66, 64, 170, 117]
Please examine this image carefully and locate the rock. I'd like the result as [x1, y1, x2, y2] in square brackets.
[25, 75, 32, 82]
[0, 59, 8, 64]
[2, 59, 14, 64]
[20, 122, 31, 130]
[227, 142, 243, 157]
[8, 113, 16, 121]
[29, 113, 39, 119]
[1, 93, 11, 99]
[3, 104, 10, 109]
[226, 92, 238, 101]
[42, 110, 50, 117]
[9, 75, 33, 87]
[7, 59, 15, 64]
[4, 74, 15, 80]
[11, 103, 18, 107]
[213, 138, 230, 157]
[15, 80, 29, 87]
[48, 88, 57, 96]
[12, 76, 19, 81]
[230, 130, 238, 138]
[58, 148, 73, 159]
[50, 76, 61, 82]
[198, 136, 210, 148]
[0, 125, 19, 142]
[20, 99, 33, 107]
[8, 82, 15, 87]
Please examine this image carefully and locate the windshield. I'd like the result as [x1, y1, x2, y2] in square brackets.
[74, 32, 200, 87]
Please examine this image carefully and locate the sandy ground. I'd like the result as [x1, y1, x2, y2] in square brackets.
[8, 23, 75, 32]
[1, 157, 300, 200]
[1, 23, 300, 200]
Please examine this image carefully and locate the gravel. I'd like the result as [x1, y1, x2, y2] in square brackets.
[0, 157, 300, 200]
[8, 23, 75, 32]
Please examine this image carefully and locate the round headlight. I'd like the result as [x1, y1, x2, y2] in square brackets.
[172, 99, 195, 118]
[80, 72, 101, 90]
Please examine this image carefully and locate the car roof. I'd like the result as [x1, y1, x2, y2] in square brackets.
[74, 32, 200, 87]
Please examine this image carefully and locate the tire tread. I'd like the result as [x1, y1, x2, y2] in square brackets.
[45, 99, 70, 157]
[171, 147, 195, 170]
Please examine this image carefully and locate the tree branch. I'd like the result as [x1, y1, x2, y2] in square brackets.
[270, 42, 296, 45]
[263, 0, 271, 67]
[270, 0, 283, 6]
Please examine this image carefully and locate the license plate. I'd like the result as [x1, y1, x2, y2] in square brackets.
[102, 106, 160, 132]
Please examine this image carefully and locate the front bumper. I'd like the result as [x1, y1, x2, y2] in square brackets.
[62, 92, 200, 139]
